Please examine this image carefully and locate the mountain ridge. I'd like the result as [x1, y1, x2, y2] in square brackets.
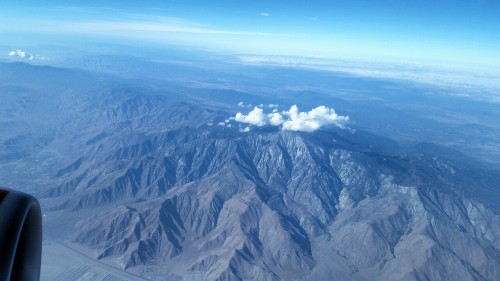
[1, 62, 499, 280]
[40, 113, 500, 280]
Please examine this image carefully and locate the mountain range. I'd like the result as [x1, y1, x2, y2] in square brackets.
[1, 61, 499, 281]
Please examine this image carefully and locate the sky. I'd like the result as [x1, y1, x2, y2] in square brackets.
[1, 0, 499, 67]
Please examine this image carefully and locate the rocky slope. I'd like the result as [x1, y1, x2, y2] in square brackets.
[43, 103, 500, 280]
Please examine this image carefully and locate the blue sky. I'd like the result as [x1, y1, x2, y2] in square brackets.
[1, 0, 499, 66]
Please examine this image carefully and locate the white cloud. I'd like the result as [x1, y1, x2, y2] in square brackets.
[237, 101, 254, 108]
[240, 126, 250, 132]
[231, 105, 349, 132]
[8, 49, 34, 60]
[282, 105, 349, 132]
[267, 112, 284, 126]
[232, 106, 267, 126]
[260, 12, 270, 17]
[238, 102, 279, 109]
[238, 55, 500, 101]
[27, 19, 283, 37]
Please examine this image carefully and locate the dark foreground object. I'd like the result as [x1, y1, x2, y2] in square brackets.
[0, 188, 42, 281]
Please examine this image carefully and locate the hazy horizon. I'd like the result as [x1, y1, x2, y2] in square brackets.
[1, 0, 499, 67]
